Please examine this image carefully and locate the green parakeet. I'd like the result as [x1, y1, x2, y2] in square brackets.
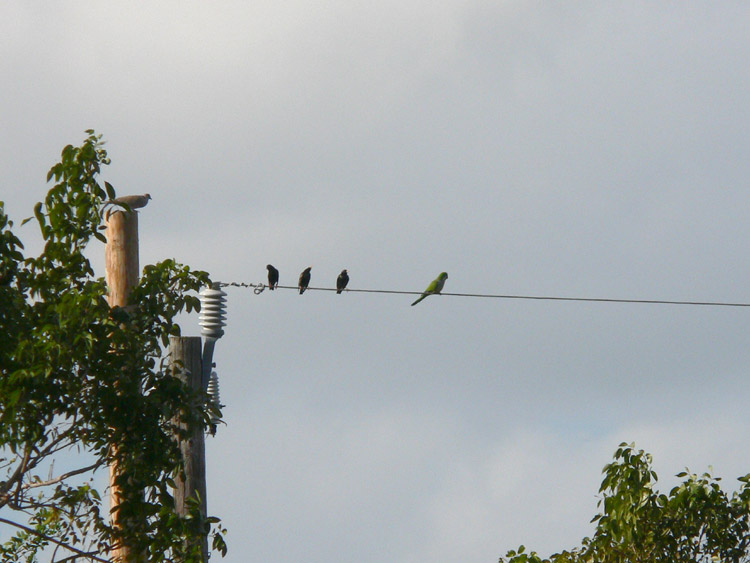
[411, 272, 448, 306]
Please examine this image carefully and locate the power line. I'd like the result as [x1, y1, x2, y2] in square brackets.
[217, 281, 750, 308]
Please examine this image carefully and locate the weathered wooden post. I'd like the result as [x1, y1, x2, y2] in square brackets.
[169, 335, 209, 561]
[169, 284, 226, 561]
[105, 209, 140, 562]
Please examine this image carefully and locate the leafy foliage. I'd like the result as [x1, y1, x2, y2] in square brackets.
[0, 131, 225, 561]
[499, 443, 750, 563]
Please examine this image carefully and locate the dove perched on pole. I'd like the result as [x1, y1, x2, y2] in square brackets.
[266, 265, 279, 290]
[411, 272, 448, 306]
[105, 193, 152, 209]
[298, 267, 312, 294]
[103, 194, 152, 217]
[336, 269, 349, 294]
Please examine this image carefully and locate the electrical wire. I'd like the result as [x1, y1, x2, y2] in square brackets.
[217, 281, 750, 308]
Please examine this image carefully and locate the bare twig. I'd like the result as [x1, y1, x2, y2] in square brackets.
[12, 445, 33, 507]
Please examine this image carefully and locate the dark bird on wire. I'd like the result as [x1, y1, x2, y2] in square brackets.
[298, 267, 312, 294]
[336, 269, 349, 294]
[266, 264, 279, 290]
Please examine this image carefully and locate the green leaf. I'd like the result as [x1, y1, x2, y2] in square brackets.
[33, 201, 45, 227]
[104, 181, 116, 200]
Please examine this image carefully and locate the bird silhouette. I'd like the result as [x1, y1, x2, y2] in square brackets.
[336, 269, 349, 294]
[298, 267, 312, 294]
[266, 264, 279, 290]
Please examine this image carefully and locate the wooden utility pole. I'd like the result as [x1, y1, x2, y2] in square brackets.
[169, 335, 209, 561]
[105, 210, 140, 312]
[105, 209, 140, 562]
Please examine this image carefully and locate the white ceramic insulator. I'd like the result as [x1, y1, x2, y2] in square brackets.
[207, 371, 221, 407]
[199, 286, 227, 339]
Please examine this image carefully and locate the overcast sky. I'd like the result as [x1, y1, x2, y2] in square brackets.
[3, 2, 750, 561]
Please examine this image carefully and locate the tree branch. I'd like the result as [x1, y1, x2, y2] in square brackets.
[24, 461, 102, 490]
[0, 516, 110, 563]
[0, 446, 32, 499]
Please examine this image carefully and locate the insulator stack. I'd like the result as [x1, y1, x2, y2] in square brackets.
[207, 371, 221, 408]
[198, 284, 227, 390]
[199, 285, 227, 339]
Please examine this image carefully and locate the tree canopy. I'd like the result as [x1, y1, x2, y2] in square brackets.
[499, 443, 750, 563]
[0, 131, 225, 561]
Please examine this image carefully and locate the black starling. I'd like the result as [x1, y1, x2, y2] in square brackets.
[336, 269, 349, 294]
[266, 264, 279, 290]
[298, 267, 312, 294]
